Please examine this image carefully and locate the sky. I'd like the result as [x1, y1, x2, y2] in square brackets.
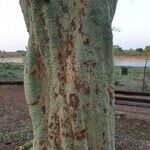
[0, 0, 150, 51]
[112, 0, 150, 50]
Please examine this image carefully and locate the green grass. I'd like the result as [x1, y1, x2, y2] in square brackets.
[0, 63, 150, 92]
[114, 66, 150, 92]
[0, 122, 32, 150]
[0, 63, 24, 81]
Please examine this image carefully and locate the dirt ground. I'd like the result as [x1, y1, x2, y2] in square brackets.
[0, 85, 32, 150]
[0, 85, 150, 150]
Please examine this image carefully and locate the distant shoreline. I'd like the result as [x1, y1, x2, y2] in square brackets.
[114, 56, 149, 61]
[0, 56, 149, 63]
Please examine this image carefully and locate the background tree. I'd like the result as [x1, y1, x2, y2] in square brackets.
[136, 48, 143, 53]
[20, 0, 118, 149]
[113, 45, 123, 56]
[144, 45, 150, 54]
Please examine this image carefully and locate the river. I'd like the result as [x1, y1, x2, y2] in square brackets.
[114, 59, 150, 67]
[0, 57, 150, 67]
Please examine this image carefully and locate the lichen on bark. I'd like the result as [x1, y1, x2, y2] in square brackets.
[20, 0, 118, 149]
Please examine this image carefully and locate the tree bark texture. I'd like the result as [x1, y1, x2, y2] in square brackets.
[20, 0, 118, 149]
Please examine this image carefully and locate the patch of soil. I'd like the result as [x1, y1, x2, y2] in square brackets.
[0, 85, 32, 150]
[116, 117, 150, 150]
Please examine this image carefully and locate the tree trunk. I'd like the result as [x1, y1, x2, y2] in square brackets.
[20, 0, 118, 149]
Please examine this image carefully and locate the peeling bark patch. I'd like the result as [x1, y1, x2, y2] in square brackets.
[62, 130, 74, 138]
[57, 71, 67, 82]
[70, 112, 77, 122]
[66, 39, 74, 57]
[74, 129, 86, 140]
[50, 113, 62, 149]
[107, 86, 114, 106]
[74, 78, 82, 92]
[29, 95, 44, 106]
[59, 87, 66, 97]
[37, 52, 45, 76]
[70, 19, 77, 31]
[69, 94, 79, 109]
[29, 101, 39, 106]
[56, 16, 62, 39]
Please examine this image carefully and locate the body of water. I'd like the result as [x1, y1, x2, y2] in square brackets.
[0, 57, 150, 67]
[114, 59, 150, 67]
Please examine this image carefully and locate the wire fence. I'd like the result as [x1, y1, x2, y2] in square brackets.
[0, 53, 150, 92]
[114, 66, 150, 92]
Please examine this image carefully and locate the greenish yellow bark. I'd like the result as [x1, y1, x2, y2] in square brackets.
[20, 0, 117, 149]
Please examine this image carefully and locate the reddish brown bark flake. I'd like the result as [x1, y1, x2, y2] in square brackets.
[69, 93, 80, 109]
[74, 129, 87, 140]
[107, 86, 114, 106]
[74, 78, 83, 92]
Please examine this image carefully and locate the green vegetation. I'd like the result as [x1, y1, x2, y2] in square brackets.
[0, 122, 32, 149]
[114, 66, 150, 92]
[113, 45, 150, 57]
[0, 50, 26, 58]
[113, 45, 123, 56]
[0, 63, 23, 81]
[145, 45, 150, 54]
[1, 63, 150, 92]
[136, 48, 143, 53]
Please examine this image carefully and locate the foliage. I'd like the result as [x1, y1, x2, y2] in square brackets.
[136, 48, 143, 53]
[144, 45, 150, 54]
[113, 45, 148, 57]
[0, 50, 26, 58]
[0, 63, 23, 81]
[113, 45, 123, 55]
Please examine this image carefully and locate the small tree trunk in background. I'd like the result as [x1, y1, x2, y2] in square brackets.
[142, 55, 148, 92]
[20, 0, 117, 149]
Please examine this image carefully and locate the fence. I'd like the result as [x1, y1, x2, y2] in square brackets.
[0, 54, 150, 93]
[114, 66, 150, 92]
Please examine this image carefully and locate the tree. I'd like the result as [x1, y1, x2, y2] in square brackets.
[113, 45, 123, 56]
[136, 48, 143, 53]
[144, 45, 150, 54]
[20, 0, 118, 149]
